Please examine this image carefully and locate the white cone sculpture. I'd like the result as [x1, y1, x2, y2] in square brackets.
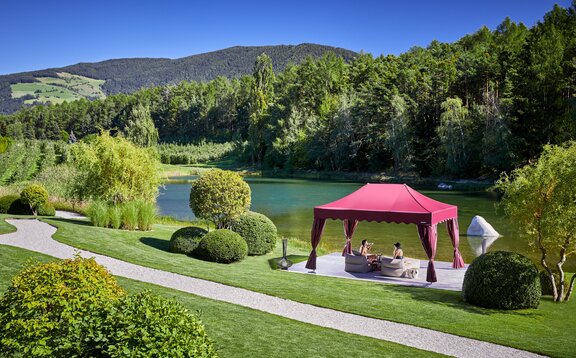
[467, 215, 499, 237]
[466, 215, 500, 256]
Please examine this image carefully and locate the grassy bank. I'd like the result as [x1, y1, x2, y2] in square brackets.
[0, 244, 440, 357]
[7, 215, 569, 357]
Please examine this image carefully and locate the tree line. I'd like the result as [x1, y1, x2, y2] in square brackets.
[0, 3, 574, 178]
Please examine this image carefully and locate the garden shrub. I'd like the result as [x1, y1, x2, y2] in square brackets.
[8, 198, 32, 215]
[462, 251, 541, 309]
[102, 291, 217, 357]
[37, 202, 56, 216]
[136, 200, 156, 231]
[121, 201, 138, 230]
[0, 256, 125, 357]
[0, 195, 19, 213]
[169, 226, 208, 254]
[231, 211, 277, 255]
[88, 200, 110, 228]
[198, 229, 247, 263]
[190, 169, 251, 229]
[20, 183, 49, 216]
[108, 205, 122, 229]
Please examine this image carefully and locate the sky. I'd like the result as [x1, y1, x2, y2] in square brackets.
[0, 0, 571, 75]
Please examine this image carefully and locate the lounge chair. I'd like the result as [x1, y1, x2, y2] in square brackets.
[380, 257, 420, 278]
[344, 254, 373, 273]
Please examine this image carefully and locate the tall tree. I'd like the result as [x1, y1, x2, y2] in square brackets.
[248, 53, 275, 165]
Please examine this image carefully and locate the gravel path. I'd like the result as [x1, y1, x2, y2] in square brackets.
[0, 219, 545, 358]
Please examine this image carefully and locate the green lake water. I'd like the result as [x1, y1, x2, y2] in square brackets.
[158, 177, 575, 271]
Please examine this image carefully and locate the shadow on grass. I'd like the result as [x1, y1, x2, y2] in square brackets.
[267, 255, 308, 270]
[45, 217, 93, 227]
[140, 237, 170, 252]
[392, 284, 541, 317]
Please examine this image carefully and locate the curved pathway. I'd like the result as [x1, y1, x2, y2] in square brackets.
[0, 219, 544, 358]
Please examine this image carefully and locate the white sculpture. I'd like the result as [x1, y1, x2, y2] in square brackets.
[466, 215, 499, 237]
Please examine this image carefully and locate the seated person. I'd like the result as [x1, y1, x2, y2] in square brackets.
[359, 239, 377, 261]
[393, 242, 404, 259]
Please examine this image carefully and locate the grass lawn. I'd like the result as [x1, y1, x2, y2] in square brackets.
[0, 245, 441, 357]
[9, 215, 569, 357]
[0, 218, 16, 234]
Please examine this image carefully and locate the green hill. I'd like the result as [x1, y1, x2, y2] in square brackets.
[0, 44, 357, 114]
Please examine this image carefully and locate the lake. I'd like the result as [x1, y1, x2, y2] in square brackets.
[157, 177, 575, 271]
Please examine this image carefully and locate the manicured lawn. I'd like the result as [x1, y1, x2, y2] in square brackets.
[21, 215, 574, 357]
[0, 218, 15, 234]
[0, 245, 440, 357]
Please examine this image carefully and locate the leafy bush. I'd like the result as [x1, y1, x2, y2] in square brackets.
[102, 292, 217, 357]
[198, 229, 247, 263]
[136, 200, 156, 231]
[108, 205, 122, 229]
[0, 256, 125, 357]
[0, 195, 19, 213]
[20, 183, 49, 215]
[190, 169, 251, 229]
[462, 251, 541, 309]
[170, 226, 208, 254]
[121, 201, 138, 230]
[33, 164, 80, 200]
[37, 202, 55, 216]
[70, 131, 161, 203]
[231, 211, 277, 255]
[7, 198, 31, 215]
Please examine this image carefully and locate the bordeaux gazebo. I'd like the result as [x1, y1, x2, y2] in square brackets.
[305, 183, 465, 282]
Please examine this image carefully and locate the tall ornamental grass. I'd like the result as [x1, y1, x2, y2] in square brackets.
[121, 202, 139, 231]
[87, 201, 110, 228]
[136, 201, 156, 231]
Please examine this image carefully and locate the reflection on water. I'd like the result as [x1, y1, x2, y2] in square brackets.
[157, 177, 575, 271]
[466, 236, 499, 256]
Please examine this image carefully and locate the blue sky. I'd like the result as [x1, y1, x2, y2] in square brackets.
[0, 0, 570, 75]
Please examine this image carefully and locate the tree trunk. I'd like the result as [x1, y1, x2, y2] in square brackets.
[566, 274, 576, 301]
[556, 245, 567, 302]
[538, 232, 558, 300]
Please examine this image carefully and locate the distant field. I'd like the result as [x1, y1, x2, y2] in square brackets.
[11, 72, 105, 105]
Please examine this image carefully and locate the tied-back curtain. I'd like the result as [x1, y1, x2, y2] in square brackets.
[446, 218, 465, 269]
[341, 219, 359, 256]
[417, 224, 438, 283]
[305, 218, 327, 270]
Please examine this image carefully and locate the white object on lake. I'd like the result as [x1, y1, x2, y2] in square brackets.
[466, 215, 499, 237]
[437, 183, 452, 190]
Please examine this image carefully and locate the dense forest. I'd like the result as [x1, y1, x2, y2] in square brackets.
[0, 44, 356, 114]
[1, 3, 575, 178]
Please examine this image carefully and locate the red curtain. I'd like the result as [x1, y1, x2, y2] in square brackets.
[341, 219, 359, 256]
[305, 218, 327, 270]
[417, 224, 438, 283]
[446, 218, 465, 269]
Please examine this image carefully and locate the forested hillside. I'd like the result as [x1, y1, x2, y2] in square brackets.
[0, 44, 356, 114]
[1, 4, 574, 178]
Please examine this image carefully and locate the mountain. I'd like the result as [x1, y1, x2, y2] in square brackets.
[0, 44, 357, 114]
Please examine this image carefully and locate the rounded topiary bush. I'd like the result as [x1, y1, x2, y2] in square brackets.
[37, 202, 56, 216]
[0, 195, 19, 214]
[169, 226, 208, 255]
[0, 256, 126, 356]
[103, 292, 217, 357]
[230, 211, 277, 255]
[7, 198, 32, 215]
[20, 183, 49, 216]
[198, 229, 247, 263]
[462, 251, 541, 309]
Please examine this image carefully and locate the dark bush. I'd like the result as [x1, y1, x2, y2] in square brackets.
[198, 229, 247, 263]
[103, 292, 217, 357]
[8, 198, 32, 215]
[0, 195, 19, 213]
[231, 211, 277, 255]
[0, 256, 126, 357]
[462, 251, 541, 309]
[170, 226, 208, 254]
[37, 202, 56, 216]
